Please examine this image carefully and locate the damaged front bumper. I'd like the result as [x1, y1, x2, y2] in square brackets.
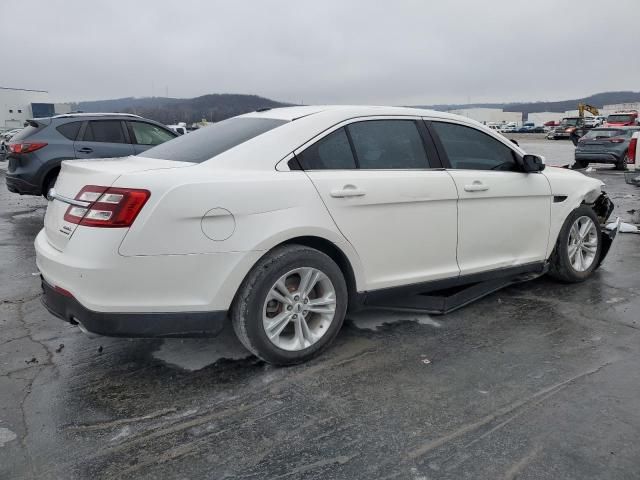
[593, 192, 618, 266]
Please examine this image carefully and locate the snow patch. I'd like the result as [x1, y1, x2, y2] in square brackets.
[0, 427, 17, 447]
[348, 309, 441, 331]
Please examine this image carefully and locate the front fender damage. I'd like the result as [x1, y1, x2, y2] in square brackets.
[590, 192, 617, 266]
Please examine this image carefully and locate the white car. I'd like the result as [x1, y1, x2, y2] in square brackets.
[36, 106, 617, 364]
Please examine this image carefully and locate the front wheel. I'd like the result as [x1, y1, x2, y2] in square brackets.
[548, 205, 603, 283]
[231, 245, 348, 365]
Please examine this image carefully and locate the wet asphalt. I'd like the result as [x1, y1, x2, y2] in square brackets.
[1, 136, 640, 479]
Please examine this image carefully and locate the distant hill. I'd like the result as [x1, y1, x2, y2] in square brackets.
[72, 94, 292, 124]
[420, 91, 640, 115]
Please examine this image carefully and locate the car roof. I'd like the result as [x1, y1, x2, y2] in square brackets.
[51, 112, 142, 119]
[241, 105, 467, 123]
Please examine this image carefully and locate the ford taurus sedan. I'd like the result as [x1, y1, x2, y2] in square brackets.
[36, 106, 617, 365]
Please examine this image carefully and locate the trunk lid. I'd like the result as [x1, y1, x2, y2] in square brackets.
[44, 156, 193, 251]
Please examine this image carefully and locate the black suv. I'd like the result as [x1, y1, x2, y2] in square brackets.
[5, 113, 177, 196]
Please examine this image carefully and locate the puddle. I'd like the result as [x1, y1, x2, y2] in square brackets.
[347, 309, 441, 331]
[152, 326, 250, 371]
[0, 427, 17, 447]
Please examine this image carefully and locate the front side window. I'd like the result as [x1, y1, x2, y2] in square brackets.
[130, 121, 175, 146]
[296, 127, 356, 170]
[431, 122, 518, 171]
[347, 120, 430, 169]
[83, 120, 127, 144]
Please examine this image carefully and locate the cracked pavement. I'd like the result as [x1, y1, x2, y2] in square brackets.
[1, 136, 640, 479]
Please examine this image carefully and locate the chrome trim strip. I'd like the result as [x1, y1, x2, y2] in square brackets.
[46, 188, 91, 207]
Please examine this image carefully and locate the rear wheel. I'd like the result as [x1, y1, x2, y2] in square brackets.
[548, 205, 602, 283]
[616, 151, 628, 170]
[231, 245, 348, 365]
[42, 169, 59, 198]
[573, 159, 589, 169]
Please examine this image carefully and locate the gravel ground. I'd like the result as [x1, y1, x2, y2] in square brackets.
[1, 138, 640, 479]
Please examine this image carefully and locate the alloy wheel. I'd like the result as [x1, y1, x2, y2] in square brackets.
[262, 267, 337, 351]
[567, 216, 598, 272]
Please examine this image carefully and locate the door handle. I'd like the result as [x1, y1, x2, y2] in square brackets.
[464, 181, 489, 192]
[330, 185, 366, 198]
[77, 147, 93, 154]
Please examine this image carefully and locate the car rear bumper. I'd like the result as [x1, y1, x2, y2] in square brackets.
[574, 152, 620, 163]
[6, 174, 41, 195]
[41, 277, 227, 337]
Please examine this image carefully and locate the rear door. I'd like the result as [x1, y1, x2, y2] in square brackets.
[428, 120, 552, 276]
[298, 117, 460, 291]
[127, 120, 177, 154]
[73, 120, 135, 159]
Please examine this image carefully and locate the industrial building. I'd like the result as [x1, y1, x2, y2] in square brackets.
[527, 111, 566, 125]
[0, 86, 71, 128]
[447, 107, 522, 126]
[600, 103, 640, 116]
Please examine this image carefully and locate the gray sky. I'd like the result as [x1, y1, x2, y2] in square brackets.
[2, 0, 639, 105]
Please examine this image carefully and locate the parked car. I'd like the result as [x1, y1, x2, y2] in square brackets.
[37, 106, 617, 365]
[549, 116, 588, 140]
[624, 131, 640, 186]
[167, 123, 188, 135]
[517, 123, 545, 133]
[500, 123, 517, 133]
[583, 116, 600, 128]
[5, 113, 177, 196]
[605, 111, 638, 127]
[574, 126, 640, 170]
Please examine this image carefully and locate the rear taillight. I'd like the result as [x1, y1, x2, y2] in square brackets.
[64, 185, 150, 228]
[9, 142, 47, 154]
[628, 138, 637, 164]
[608, 138, 625, 143]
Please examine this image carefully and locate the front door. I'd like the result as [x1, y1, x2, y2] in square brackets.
[298, 118, 460, 291]
[429, 120, 552, 276]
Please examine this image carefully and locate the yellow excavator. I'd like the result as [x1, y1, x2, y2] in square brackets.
[578, 103, 599, 117]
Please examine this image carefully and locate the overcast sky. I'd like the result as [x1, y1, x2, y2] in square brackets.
[2, 0, 639, 105]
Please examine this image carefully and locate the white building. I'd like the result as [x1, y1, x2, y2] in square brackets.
[447, 107, 522, 126]
[0, 87, 71, 128]
[527, 112, 566, 125]
[600, 103, 640, 117]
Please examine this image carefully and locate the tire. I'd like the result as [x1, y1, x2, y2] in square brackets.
[231, 244, 348, 365]
[573, 160, 589, 169]
[548, 205, 603, 283]
[615, 151, 628, 171]
[42, 170, 59, 198]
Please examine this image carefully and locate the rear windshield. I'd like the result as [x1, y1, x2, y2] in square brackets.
[560, 118, 580, 126]
[138, 117, 288, 163]
[583, 129, 627, 139]
[607, 114, 635, 123]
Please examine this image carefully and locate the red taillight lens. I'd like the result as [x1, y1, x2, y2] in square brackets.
[53, 285, 74, 298]
[9, 142, 47, 154]
[628, 138, 637, 164]
[64, 185, 150, 228]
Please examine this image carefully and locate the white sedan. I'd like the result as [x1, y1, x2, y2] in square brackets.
[36, 106, 617, 365]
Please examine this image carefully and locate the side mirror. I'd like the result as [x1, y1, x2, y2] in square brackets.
[522, 154, 545, 172]
[510, 139, 519, 147]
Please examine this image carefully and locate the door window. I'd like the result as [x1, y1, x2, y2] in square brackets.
[431, 122, 518, 171]
[83, 121, 127, 144]
[296, 127, 356, 170]
[130, 122, 176, 146]
[347, 120, 430, 169]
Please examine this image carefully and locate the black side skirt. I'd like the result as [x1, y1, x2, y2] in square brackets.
[360, 262, 547, 315]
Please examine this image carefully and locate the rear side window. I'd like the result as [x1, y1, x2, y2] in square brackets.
[56, 121, 82, 140]
[139, 117, 287, 163]
[83, 121, 127, 143]
[347, 120, 430, 169]
[129, 121, 175, 145]
[296, 128, 356, 170]
[431, 122, 518, 171]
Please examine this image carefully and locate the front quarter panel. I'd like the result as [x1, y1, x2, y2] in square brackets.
[543, 167, 604, 258]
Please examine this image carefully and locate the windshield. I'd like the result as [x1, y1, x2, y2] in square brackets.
[607, 114, 635, 123]
[560, 118, 580, 126]
[138, 117, 288, 163]
[582, 129, 627, 139]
